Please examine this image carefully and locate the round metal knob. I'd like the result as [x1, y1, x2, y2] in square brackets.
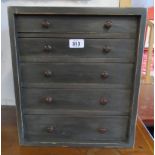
[44, 45, 52, 52]
[42, 20, 50, 28]
[102, 46, 111, 54]
[47, 126, 55, 133]
[45, 96, 53, 103]
[104, 20, 112, 29]
[98, 128, 107, 134]
[100, 97, 108, 105]
[44, 70, 52, 77]
[101, 72, 109, 79]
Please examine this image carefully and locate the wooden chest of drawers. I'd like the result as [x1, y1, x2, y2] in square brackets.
[8, 7, 146, 147]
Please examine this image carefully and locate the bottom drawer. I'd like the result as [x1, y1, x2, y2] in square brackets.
[24, 115, 129, 143]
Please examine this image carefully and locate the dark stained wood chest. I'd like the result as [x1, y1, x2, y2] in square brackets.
[8, 7, 146, 147]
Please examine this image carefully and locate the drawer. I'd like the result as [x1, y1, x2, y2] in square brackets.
[21, 63, 134, 86]
[22, 88, 131, 115]
[16, 15, 138, 34]
[19, 38, 136, 60]
[24, 115, 129, 142]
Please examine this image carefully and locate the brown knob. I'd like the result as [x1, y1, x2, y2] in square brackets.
[47, 126, 55, 133]
[44, 70, 52, 77]
[45, 96, 53, 103]
[98, 128, 107, 134]
[42, 20, 50, 28]
[103, 46, 111, 54]
[44, 45, 52, 52]
[104, 20, 112, 29]
[100, 97, 108, 105]
[101, 72, 109, 79]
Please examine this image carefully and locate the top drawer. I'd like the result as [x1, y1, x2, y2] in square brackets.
[16, 15, 138, 35]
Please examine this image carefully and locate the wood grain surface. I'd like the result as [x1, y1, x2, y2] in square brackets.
[2, 106, 153, 155]
[20, 63, 134, 86]
[16, 15, 137, 34]
[24, 115, 128, 143]
[18, 38, 136, 59]
[22, 88, 131, 114]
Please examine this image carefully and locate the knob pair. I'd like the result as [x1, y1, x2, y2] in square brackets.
[42, 20, 112, 29]
[46, 126, 107, 134]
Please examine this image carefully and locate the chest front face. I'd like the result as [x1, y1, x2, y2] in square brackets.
[8, 7, 146, 147]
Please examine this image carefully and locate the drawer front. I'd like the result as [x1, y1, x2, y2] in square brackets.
[24, 115, 128, 142]
[21, 63, 134, 86]
[22, 88, 131, 114]
[19, 38, 136, 60]
[16, 15, 137, 34]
